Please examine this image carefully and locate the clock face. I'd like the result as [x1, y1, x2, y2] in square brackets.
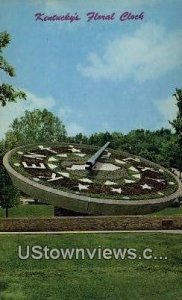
[8, 143, 178, 201]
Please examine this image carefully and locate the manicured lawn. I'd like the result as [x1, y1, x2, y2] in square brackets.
[0, 204, 54, 218]
[0, 204, 181, 218]
[0, 233, 181, 300]
[151, 206, 182, 216]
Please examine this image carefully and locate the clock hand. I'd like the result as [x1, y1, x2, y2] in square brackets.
[85, 142, 110, 171]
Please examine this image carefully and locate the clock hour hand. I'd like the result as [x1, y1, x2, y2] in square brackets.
[85, 142, 110, 171]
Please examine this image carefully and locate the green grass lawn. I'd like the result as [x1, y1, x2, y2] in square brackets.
[0, 204, 181, 218]
[0, 233, 181, 300]
[0, 205, 54, 218]
[152, 206, 182, 216]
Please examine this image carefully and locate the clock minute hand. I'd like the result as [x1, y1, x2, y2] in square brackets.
[85, 142, 110, 171]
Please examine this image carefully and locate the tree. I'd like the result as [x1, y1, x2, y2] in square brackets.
[88, 131, 112, 146]
[0, 186, 20, 218]
[0, 31, 26, 215]
[0, 141, 19, 217]
[0, 31, 26, 106]
[5, 109, 67, 147]
[170, 89, 182, 141]
[1, 109, 66, 216]
[72, 133, 88, 144]
[169, 89, 182, 179]
[110, 132, 124, 149]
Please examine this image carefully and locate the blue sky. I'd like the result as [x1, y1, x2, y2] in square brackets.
[0, 0, 182, 137]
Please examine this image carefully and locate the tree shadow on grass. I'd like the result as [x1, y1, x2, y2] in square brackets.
[0, 281, 26, 300]
[0, 281, 8, 293]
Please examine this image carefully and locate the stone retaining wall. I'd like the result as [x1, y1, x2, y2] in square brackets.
[0, 216, 182, 232]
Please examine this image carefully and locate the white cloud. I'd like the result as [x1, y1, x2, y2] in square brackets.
[156, 95, 178, 128]
[67, 122, 85, 136]
[0, 91, 87, 138]
[45, 0, 159, 11]
[0, 90, 56, 137]
[100, 121, 111, 132]
[0, 93, 86, 138]
[78, 23, 182, 82]
[58, 106, 72, 121]
[58, 106, 86, 136]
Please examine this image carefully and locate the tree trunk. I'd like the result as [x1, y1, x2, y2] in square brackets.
[5, 207, 9, 218]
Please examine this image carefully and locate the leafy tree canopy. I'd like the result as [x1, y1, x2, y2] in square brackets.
[5, 108, 67, 147]
[169, 89, 182, 177]
[0, 141, 19, 217]
[170, 89, 182, 141]
[0, 31, 26, 106]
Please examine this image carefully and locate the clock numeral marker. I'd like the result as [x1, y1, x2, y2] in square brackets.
[140, 184, 152, 190]
[141, 167, 159, 173]
[129, 166, 138, 172]
[124, 179, 135, 183]
[132, 174, 141, 179]
[70, 147, 81, 153]
[22, 162, 46, 169]
[56, 154, 68, 158]
[48, 157, 58, 162]
[38, 173, 63, 182]
[79, 178, 93, 183]
[111, 187, 122, 194]
[48, 163, 58, 170]
[146, 177, 165, 184]
[24, 152, 46, 160]
[123, 157, 140, 162]
[38, 145, 57, 154]
[115, 159, 126, 165]
[78, 183, 89, 191]
[33, 177, 40, 182]
[158, 192, 164, 196]
[58, 172, 70, 178]
[75, 153, 86, 157]
[104, 181, 117, 186]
